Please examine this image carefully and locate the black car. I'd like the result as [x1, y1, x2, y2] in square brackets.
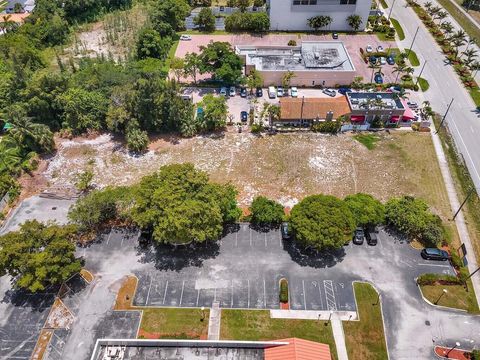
[240, 87, 247, 98]
[386, 56, 395, 65]
[240, 111, 248, 122]
[256, 87, 263, 97]
[338, 87, 352, 95]
[365, 231, 378, 246]
[332, 32, 339, 39]
[421, 248, 450, 261]
[281, 222, 291, 240]
[352, 227, 365, 245]
[369, 55, 377, 64]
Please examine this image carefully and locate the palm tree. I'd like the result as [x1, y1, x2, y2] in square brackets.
[440, 21, 454, 39]
[428, 5, 442, 19]
[424, 1, 433, 12]
[436, 10, 448, 23]
[347, 14, 363, 31]
[463, 37, 477, 53]
[462, 48, 478, 67]
[393, 63, 406, 83]
[0, 137, 22, 174]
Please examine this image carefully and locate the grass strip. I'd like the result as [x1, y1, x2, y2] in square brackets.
[220, 309, 338, 360]
[380, 0, 389, 8]
[343, 283, 388, 360]
[407, 49, 420, 66]
[420, 278, 480, 313]
[390, 18, 405, 40]
[418, 77, 430, 91]
[353, 134, 380, 150]
[435, 0, 480, 43]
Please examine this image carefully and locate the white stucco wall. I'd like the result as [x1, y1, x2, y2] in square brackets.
[268, 0, 371, 31]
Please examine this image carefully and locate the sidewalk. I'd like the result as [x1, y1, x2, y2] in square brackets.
[207, 301, 221, 340]
[429, 123, 480, 307]
[331, 315, 349, 360]
[270, 309, 357, 321]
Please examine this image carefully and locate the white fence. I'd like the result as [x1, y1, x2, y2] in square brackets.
[340, 124, 371, 132]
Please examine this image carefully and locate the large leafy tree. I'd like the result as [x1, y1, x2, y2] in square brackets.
[184, 52, 202, 84]
[131, 163, 240, 244]
[307, 15, 332, 31]
[385, 196, 444, 246]
[0, 221, 82, 292]
[199, 41, 243, 84]
[150, 0, 191, 33]
[250, 196, 284, 226]
[197, 94, 228, 131]
[347, 14, 363, 31]
[344, 193, 385, 227]
[136, 28, 171, 60]
[290, 194, 355, 251]
[194, 7, 216, 32]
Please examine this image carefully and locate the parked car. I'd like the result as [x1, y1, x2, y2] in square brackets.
[220, 87, 227, 96]
[290, 86, 298, 97]
[366, 45, 373, 53]
[365, 230, 378, 246]
[240, 111, 248, 122]
[380, 57, 386, 65]
[407, 101, 418, 108]
[323, 88, 336, 97]
[421, 248, 450, 261]
[374, 73, 383, 84]
[377, 45, 384, 52]
[229, 86, 236, 97]
[277, 86, 284, 97]
[369, 55, 377, 64]
[338, 87, 352, 95]
[240, 87, 247, 98]
[353, 227, 365, 245]
[281, 222, 291, 240]
[268, 86, 276, 99]
[256, 87, 263, 97]
[332, 32, 339, 39]
[386, 56, 395, 65]
[180, 34, 192, 41]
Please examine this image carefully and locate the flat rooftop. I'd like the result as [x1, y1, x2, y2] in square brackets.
[346, 92, 405, 111]
[236, 41, 355, 72]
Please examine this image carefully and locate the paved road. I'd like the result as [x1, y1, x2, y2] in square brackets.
[387, 0, 480, 192]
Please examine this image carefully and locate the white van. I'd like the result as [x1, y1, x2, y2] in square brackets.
[268, 86, 276, 99]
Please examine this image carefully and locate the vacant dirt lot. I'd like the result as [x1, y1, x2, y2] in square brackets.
[41, 130, 452, 220]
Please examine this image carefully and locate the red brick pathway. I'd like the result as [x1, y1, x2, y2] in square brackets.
[434, 345, 470, 360]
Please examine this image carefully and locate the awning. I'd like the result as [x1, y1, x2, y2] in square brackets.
[350, 115, 365, 122]
[390, 116, 400, 122]
[400, 99, 417, 120]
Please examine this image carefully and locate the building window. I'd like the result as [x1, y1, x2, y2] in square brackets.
[293, 0, 317, 4]
[340, 0, 356, 3]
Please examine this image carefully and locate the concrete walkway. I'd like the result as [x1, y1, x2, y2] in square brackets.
[207, 301, 221, 340]
[429, 123, 480, 307]
[331, 314, 349, 360]
[270, 309, 357, 321]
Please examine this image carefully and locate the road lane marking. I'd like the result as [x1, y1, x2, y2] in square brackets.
[196, 289, 200, 306]
[179, 280, 185, 305]
[145, 276, 153, 305]
[162, 280, 169, 305]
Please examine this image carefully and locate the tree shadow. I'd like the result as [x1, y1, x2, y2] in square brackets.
[1, 285, 57, 311]
[223, 223, 241, 236]
[283, 240, 346, 269]
[249, 223, 280, 233]
[383, 225, 410, 244]
[135, 240, 220, 272]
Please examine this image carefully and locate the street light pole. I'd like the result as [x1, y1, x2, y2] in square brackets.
[434, 289, 448, 304]
[465, 265, 480, 281]
[452, 187, 476, 220]
[325, 310, 333, 326]
[407, 27, 420, 57]
[387, 0, 396, 20]
[446, 342, 461, 358]
[435, 98, 454, 134]
[415, 60, 427, 87]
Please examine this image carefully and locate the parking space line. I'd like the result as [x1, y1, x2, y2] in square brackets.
[316, 281, 324, 310]
[179, 281, 185, 306]
[264, 233, 267, 247]
[418, 263, 451, 268]
[250, 229, 252, 246]
[120, 236, 124, 247]
[279, 234, 282, 247]
[263, 279, 266, 307]
[247, 280, 250, 308]
[196, 289, 200, 307]
[302, 280, 307, 310]
[214, 287, 217, 302]
[162, 280, 169, 305]
[324, 280, 337, 311]
[106, 231, 112, 245]
[145, 276, 153, 305]
[231, 281, 234, 307]
[235, 232, 238, 247]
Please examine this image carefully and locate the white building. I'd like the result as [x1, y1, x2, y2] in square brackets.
[267, 0, 371, 32]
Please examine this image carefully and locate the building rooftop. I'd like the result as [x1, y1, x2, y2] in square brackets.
[236, 41, 355, 72]
[280, 97, 351, 120]
[346, 92, 405, 111]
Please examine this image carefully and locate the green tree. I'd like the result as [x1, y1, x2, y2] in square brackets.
[13, 2, 24, 13]
[190, 0, 212, 6]
[385, 196, 444, 246]
[249, 196, 284, 226]
[0, 221, 81, 292]
[58, 87, 108, 133]
[170, 57, 185, 82]
[198, 93, 228, 131]
[281, 70, 295, 88]
[307, 15, 333, 31]
[126, 127, 149, 152]
[290, 194, 355, 251]
[151, 0, 191, 32]
[131, 163, 239, 244]
[224, 12, 270, 32]
[246, 69, 263, 94]
[75, 169, 94, 192]
[194, 7, 216, 32]
[199, 41, 243, 84]
[136, 28, 171, 60]
[344, 193, 385, 227]
[237, 0, 250, 11]
[347, 14, 363, 31]
[253, 0, 264, 7]
[184, 52, 202, 84]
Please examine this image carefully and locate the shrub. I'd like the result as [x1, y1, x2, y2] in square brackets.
[344, 193, 385, 227]
[250, 196, 285, 226]
[287, 40, 297, 46]
[417, 273, 462, 286]
[472, 350, 480, 360]
[311, 120, 341, 134]
[225, 12, 270, 32]
[251, 123, 263, 133]
[279, 278, 289, 303]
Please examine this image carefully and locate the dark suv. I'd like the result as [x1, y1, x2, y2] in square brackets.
[281, 222, 291, 240]
[365, 231, 378, 246]
[353, 227, 365, 245]
[421, 248, 450, 261]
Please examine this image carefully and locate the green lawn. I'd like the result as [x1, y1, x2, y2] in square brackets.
[139, 308, 209, 339]
[407, 49, 420, 66]
[162, 40, 180, 72]
[469, 88, 480, 107]
[343, 283, 388, 360]
[418, 77, 430, 92]
[380, 0, 388, 8]
[390, 18, 405, 41]
[353, 134, 381, 150]
[220, 309, 338, 360]
[420, 279, 480, 313]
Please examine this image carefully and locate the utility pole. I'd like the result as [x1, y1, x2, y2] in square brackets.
[407, 27, 420, 57]
[465, 265, 480, 281]
[415, 60, 427, 87]
[435, 98, 454, 134]
[452, 187, 476, 220]
[387, 0, 396, 20]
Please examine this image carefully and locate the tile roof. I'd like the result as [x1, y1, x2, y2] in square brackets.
[265, 338, 332, 360]
[0, 13, 30, 23]
[280, 97, 350, 120]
